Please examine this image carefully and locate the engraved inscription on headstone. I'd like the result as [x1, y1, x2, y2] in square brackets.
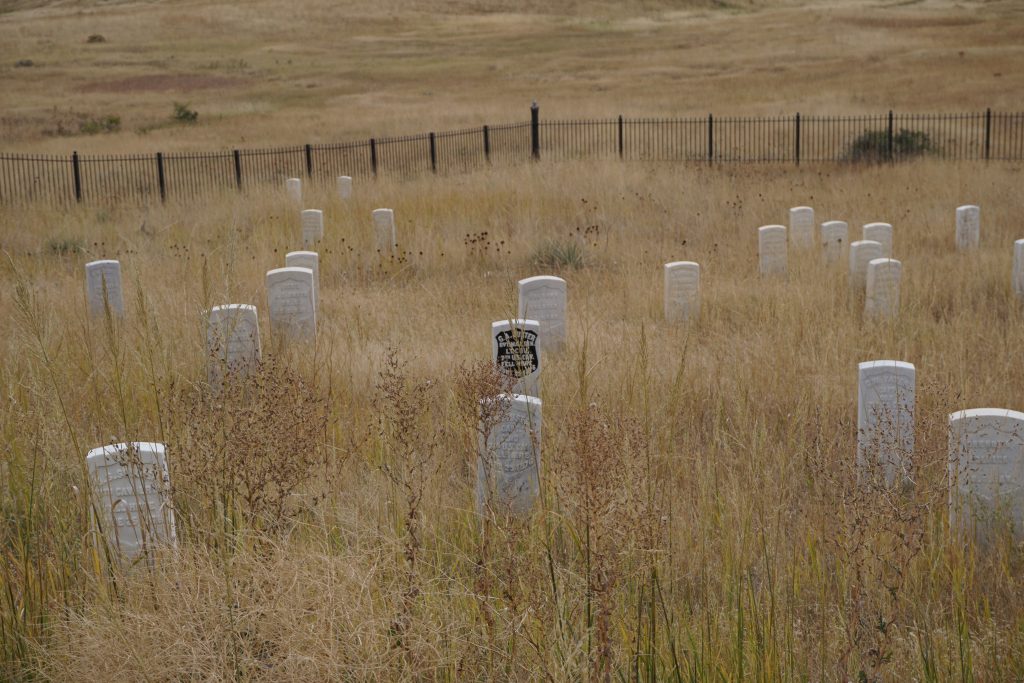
[87, 442, 176, 561]
[1013, 239, 1024, 298]
[865, 258, 901, 319]
[758, 225, 787, 276]
[476, 394, 542, 515]
[285, 251, 319, 307]
[857, 360, 915, 487]
[948, 408, 1024, 541]
[286, 177, 302, 204]
[956, 205, 980, 251]
[849, 240, 883, 292]
[85, 259, 125, 317]
[338, 175, 353, 200]
[372, 208, 397, 252]
[821, 220, 849, 264]
[518, 276, 567, 352]
[206, 304, 261, 387]
[492, 319, 541, 397]
[789, 207, 815, 249]
[663, 261, 700, 323]
[266, 267, 316, 340]
[301, 209, 324, 247]
[863, 222, 893, 258]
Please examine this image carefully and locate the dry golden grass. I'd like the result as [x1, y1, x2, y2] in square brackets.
[2, 0, 1023, 152]
[2, 157, 1024, 680]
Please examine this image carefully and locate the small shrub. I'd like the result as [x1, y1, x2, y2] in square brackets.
[78, 115, 120, 135]
[86, 34, 106, 43]
[171, 102, 198, 124]
[529, 238, 586, 270]
[46, 238, 83, 255]
[848, 127, 934, 163]
[14, 59, 33, 68]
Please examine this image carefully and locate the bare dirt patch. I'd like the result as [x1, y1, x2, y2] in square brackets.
[80, 74, 247, 94]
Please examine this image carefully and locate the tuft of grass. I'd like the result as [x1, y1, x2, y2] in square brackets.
[529, 238, 586, 270]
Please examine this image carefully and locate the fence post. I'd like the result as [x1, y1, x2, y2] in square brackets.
[530, 101, 540, 160]
[483, 125, 490, 163]
[156, 152, 166, 203]
[370, 138, 378, 176]
[429, 132, 437, 173]
[707, 114, 714, 164]
[984, 108, 992, 161]
[618, 115, 624, 159]
[233, 149, 242, 190]
[887, 110, 894, 162]
[72, 150, 82, 203]
[305, 143, 313, 177]
[795, 113, 801, 166]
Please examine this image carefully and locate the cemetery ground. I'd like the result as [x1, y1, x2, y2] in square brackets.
[2, 0, 1024, 152]
[2, 157, 1024, 680]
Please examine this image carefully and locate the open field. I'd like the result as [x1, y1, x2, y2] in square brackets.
[2, 0, 1024, 153]
[3, 158, 1024, 680]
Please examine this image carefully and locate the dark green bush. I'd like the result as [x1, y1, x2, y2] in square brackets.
[78, 115, 121, 135]
[847, 128, 934, 162]
[172, 102, 198, 124]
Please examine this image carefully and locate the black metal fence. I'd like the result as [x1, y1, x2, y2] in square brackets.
[2, 106, 1022, 208]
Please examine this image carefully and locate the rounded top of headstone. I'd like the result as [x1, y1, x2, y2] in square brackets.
[665, 261, 699, 270]
[86, 442, 166, 462]
[339, 175, 352, 181]
[956, 205, 979, 212]
[266, 266, 314, 277]
[518, 275, 566, 286]
[301, 208, 322, 216]
[209, 304, 257, 314]
[822, 220, 848, 228]
[287, 177, 301, 183]
[85, 259, 120, 267]
[863, 222, 892, 229]
[492, 319, 540, 331]
[759, 225, 786, 233]
[1016, 238, 1024, 246]
[790, 206, 813, 212]
[286, 251, 318, 258]
[948, 408, 1024, 423]
[372, 208, 394, 215]
[868, 257, 900, 267]
[858, 359, 915, 372]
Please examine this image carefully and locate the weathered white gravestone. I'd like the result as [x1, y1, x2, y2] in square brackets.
[492, 319, 541, 396]
[821, 220, 849, 264]
[758, 225, 787, 275]
[849, 240, 883, 292]
[948, 408, 1024, 541]
[87, 442, 176, 561]
[301, 209, 324, 247]
[476, 394, 542, 515]
[858, 361, 915, 487]
[266, 267, 316, 340]
[955, 205, 980, 251]
[285, 251, 319, 306]
[789, 207, 815, 249]
[1013, 239, 1024, 298]
[663, 261, 700, 322]
[863, 223, 893, 258]
[338, 175, 353, 200]
[85, 259, 125, 317]
[286, 177, 302, 203]
[372, 208, 397, 252]
[518, 276, 567, 352]
[206, 304, 261, 386]
[865, 258, 902, 319]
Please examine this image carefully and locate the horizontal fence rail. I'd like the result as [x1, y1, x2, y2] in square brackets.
[2, 107, 1022, 207]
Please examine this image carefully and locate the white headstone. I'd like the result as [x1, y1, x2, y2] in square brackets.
[338, 175, 353, 200]
[372, 208, 397, 252]
[1013, 239, 1024, 298]
[87, 442, 175, 561]
[492, 319, 541, 397]
[266, 267, 316, 340]
[789, 206, 815, 249]
[865, 258, 902, 319]
[857, 360, 915, 487]
[517, 276, 567, 352]
[476, 394, 542, 515]
[286, 177, 302, 203]
[849, 240, 883, 292]
[285, 251, 319, 307]
[301, 209, 324, 247]
[955, 205, 980, 251]
[863, 223, 893, 258]
[206, 304, 261, 386]
[85, 259, 125, 317]
[948, 408, 1024, 541]
[758, 225, 787, 276]
[821, 220, 849, 264]
[663, 261, 700, 323]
